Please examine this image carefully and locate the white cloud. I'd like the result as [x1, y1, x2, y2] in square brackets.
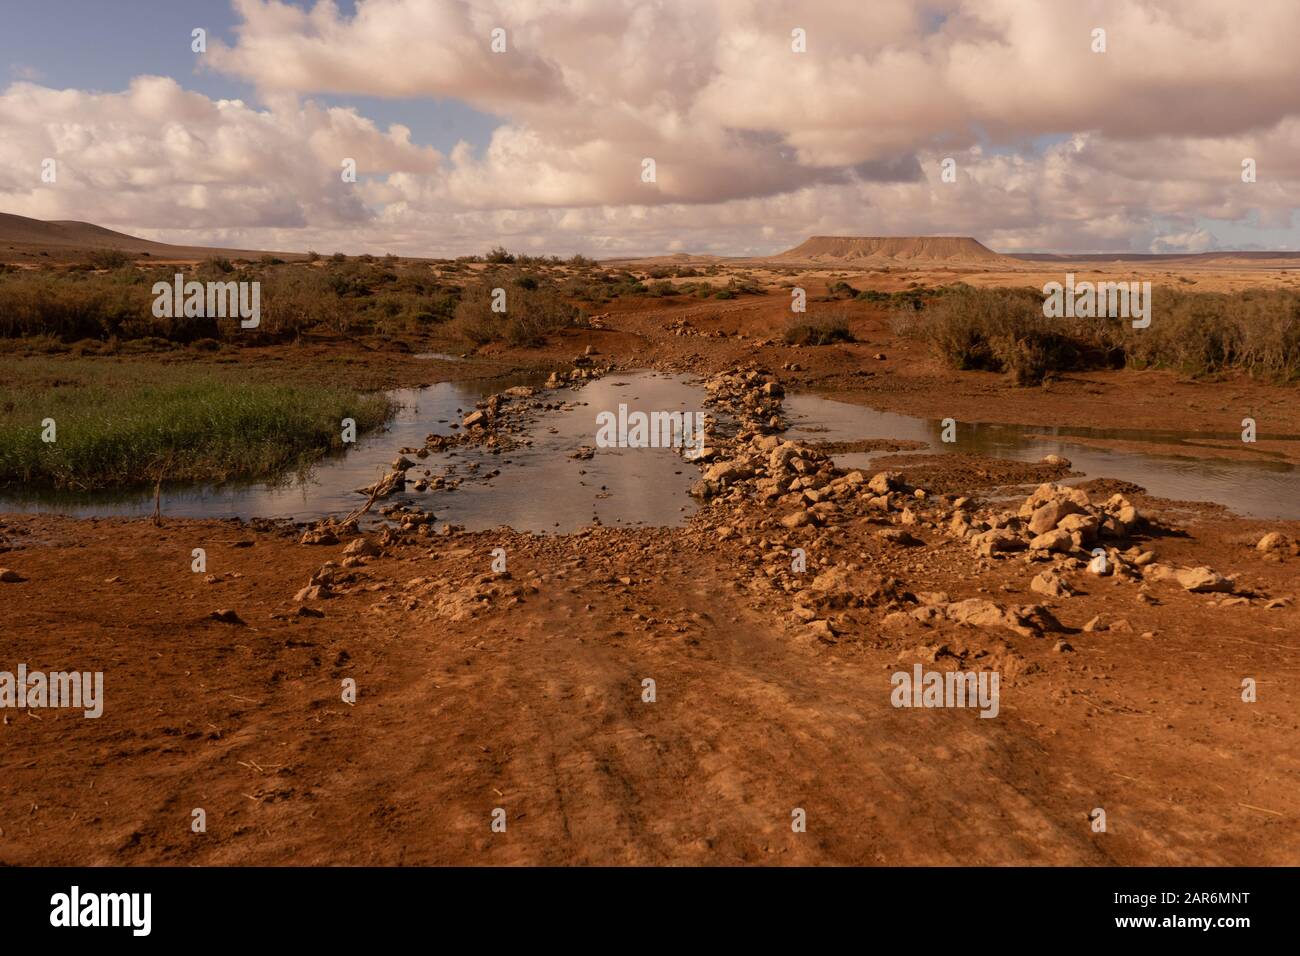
[2, 0, 1298, 255]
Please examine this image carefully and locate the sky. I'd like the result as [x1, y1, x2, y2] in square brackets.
[0, 0, 1297, 258]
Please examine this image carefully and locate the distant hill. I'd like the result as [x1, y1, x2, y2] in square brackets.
[762, 235, 1021, 267]
[0, 212, 299, 263]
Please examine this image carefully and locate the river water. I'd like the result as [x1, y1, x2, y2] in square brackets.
[4, 372, 1296, 528]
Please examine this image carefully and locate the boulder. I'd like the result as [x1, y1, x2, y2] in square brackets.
[704, 458, 751, 483]
[1256, 532, 1290, 553]
[1019, 482, 1090, 518]
[1028, 529, 1073, 553]
[867, 471, 901, 495]
[1056, 513, 1100, 542]
[1175, 566, 1234, 593]
[1030, 570, 1075, 598]
[1028, 499, 1085, 535]
[343, 537, 380, 557]
[972, 529, 1026, 556]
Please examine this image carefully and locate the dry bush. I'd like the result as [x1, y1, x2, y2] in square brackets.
[450, 273, 584, 347]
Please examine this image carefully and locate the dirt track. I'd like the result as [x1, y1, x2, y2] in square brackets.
[3, 502, 1297, 865]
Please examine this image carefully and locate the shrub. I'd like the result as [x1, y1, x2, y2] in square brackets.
[87, 248, 133, 269]
[784, 312, 856, 346]
[899, 285, 1300, 384]
[450, 274, 584, 347]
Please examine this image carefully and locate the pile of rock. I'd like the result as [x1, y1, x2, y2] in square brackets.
[951, 482, 1145, 563]
[544, 362, 610, 389]
[702, 367, 786, 433]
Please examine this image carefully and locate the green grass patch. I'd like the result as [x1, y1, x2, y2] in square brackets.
[0, 357, 394, 490]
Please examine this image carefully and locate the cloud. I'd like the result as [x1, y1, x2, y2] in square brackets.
[0, 76, 440, 232]
[1, 0, 1298, 255]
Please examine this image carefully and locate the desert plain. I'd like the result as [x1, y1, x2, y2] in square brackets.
[1, 220, 1298, 865]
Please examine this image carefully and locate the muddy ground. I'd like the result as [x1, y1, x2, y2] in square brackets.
[3, 288, 1299, 866]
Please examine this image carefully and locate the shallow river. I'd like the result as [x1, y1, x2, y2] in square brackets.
[3, 371, 1297, 528]
[785, 393, 1300, 520]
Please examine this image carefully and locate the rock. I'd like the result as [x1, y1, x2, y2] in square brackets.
[296, 606, 325, 618]
[704, 459, 750, 483]
[343, 537, 380, 557]
[1053, 639, 1074, 653]
[0, 568, 26, 583]
[1256, 532, 1290, 553]
[1041, 454, 1071, 467]
[689, 479, 718, 499]
[462, 410, 486, 428]
[391, 455, 415, 471]
[1019, 482, 1090, 517]
[972, 529, 1026, 556]
[1056, 513, 1099, 542]
[1082, 614, 1106, 632]
[1030, 570, 1074, 598]
[1115, 505, 1141, 530]
[1175, 566, 1234, 593]
[1028, 499, 1085, 535]
[867, 471, 901, 495]
[877, 529, 922, 547]
[803, 619, 836, 641]
[1028, 529, 1073, 553]
[293, 584, 333, 602]
[780, 510, 815, 529]
[768, 443, 800, 473]
[209, 609, 245, 625]
[937, 597, 1062, 638]
[299, 529, 339, 546]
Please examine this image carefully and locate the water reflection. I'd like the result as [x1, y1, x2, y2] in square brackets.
[0, 371, 712, 533]
[784, 393, 1300, 519]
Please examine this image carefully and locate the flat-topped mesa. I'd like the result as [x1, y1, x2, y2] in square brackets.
[769, 235, 1017, 265]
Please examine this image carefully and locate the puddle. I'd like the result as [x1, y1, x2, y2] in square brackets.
[1, 371, 714, 534]
[784, 393, 1300, 520]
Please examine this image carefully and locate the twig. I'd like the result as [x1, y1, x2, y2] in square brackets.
[340, 483, 383, 526]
